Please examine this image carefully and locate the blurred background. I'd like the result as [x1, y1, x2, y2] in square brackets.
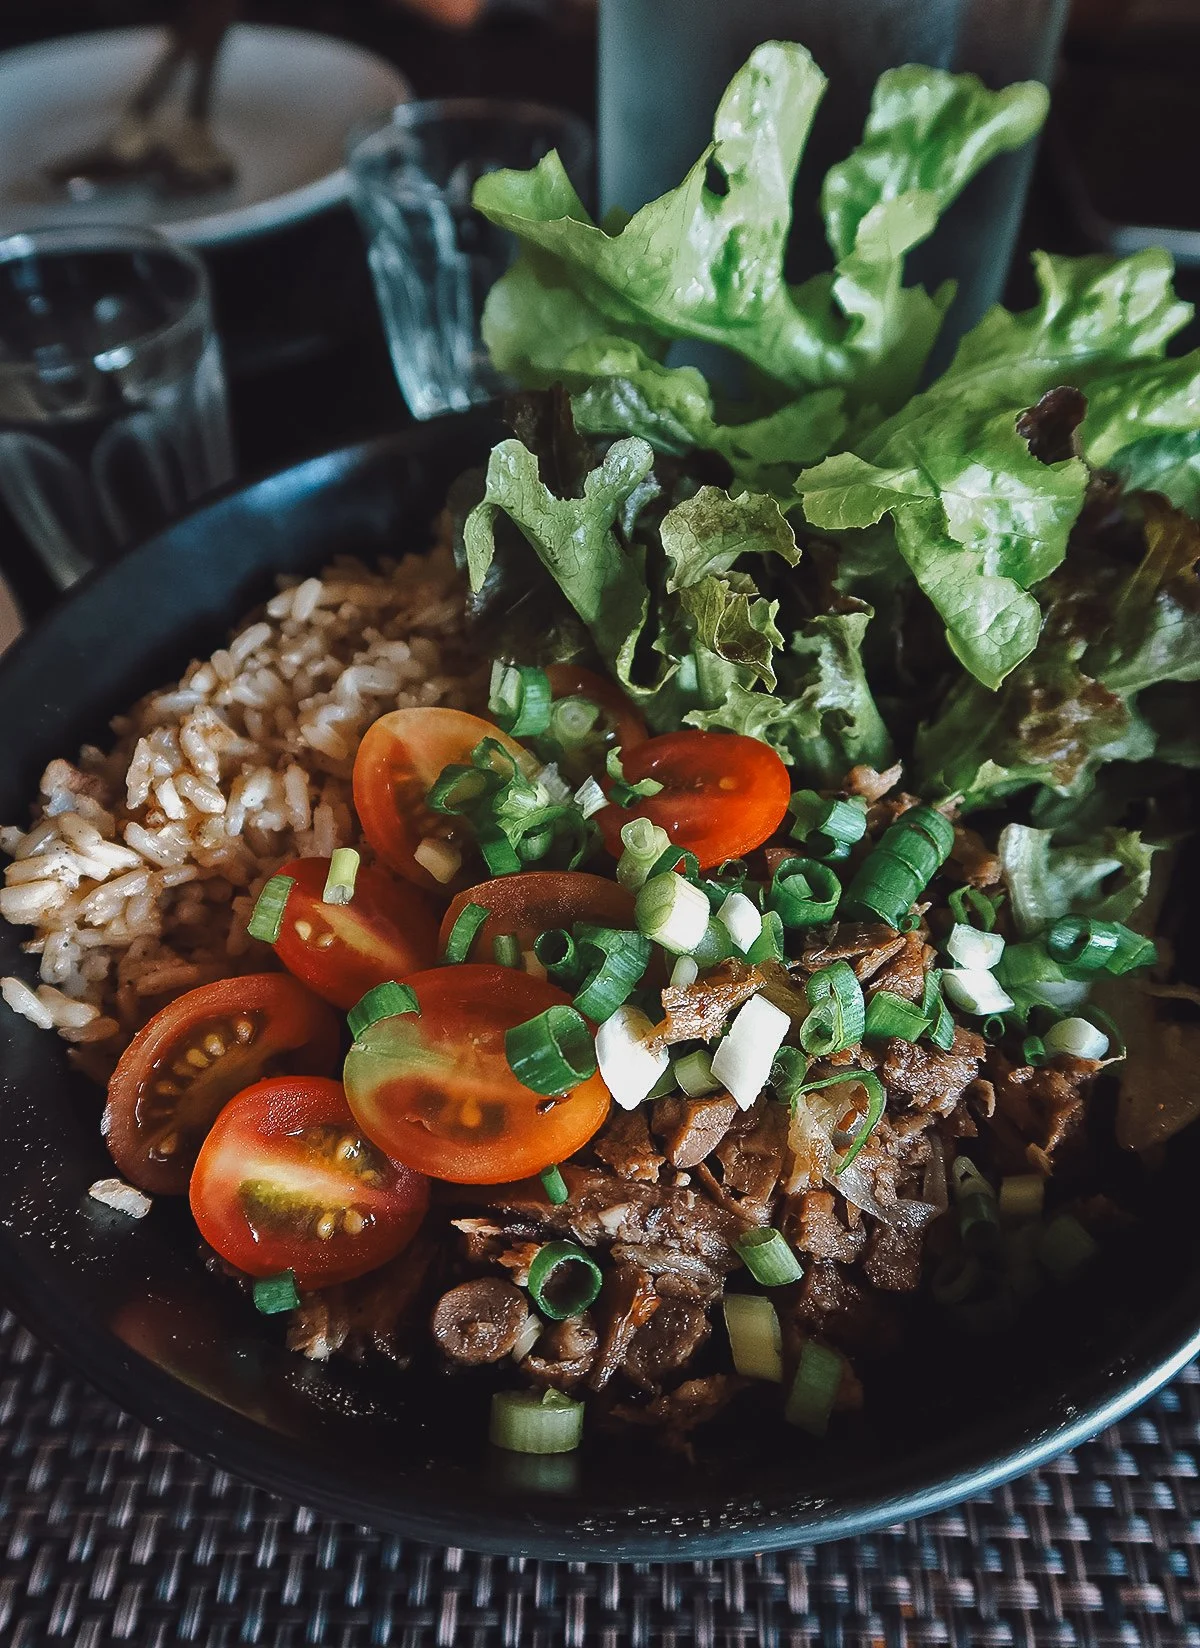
[0, 0, 1197, 625]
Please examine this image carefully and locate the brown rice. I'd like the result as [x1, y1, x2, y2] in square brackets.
[0, 541, 483, 1080]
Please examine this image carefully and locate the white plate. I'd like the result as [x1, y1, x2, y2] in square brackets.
[0, 573, 22, 658]
[0, 25, 410, 247]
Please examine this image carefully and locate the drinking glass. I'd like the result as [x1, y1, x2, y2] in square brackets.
[347, 100, 593, 421]
[0, 224, 234, 590]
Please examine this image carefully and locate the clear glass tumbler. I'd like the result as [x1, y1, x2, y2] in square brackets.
[347, 100, 593, 421]
[0, 224, 234, 590]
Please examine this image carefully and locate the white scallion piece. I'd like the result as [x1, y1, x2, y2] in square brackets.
[537, 763, 572, 805]
[573, 776, 608, 820]
[1043, 1016, 1109, 1060]
[595, 1004, 670, 1110]
[716, 890, 762, 955]
[942, 968, 1015, 1016]
[945, 922, 1005, 971]
[723, 1294, 783, 1382]
[522, 950, 547, 982]
[511, 1311, 543, 1363]
[673, 1047, 720, 1097]
[413, 837, 461, 884]
[670, 955, 699, 989]
[711, 993, 790, 1110]
[635, 872, 710, 954]
[88, 1178, 152, 1219]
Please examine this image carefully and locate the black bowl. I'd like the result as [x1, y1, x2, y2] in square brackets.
[1, 414, 1198, 1560]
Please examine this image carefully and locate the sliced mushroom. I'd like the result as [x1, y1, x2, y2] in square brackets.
[430, 1278, 529, 1365]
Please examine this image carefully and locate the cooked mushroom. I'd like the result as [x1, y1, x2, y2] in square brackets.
[430, 1278, 530, 1364]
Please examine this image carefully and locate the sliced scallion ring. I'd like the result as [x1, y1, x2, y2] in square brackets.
[539, 1165, 569, 1206]
[348, 980, 420, 1041]
[505, 1005, 597, 1096]
[948, 885, 999, 931]
[673, 1047, 720, 1098]
[492, 931, 522, 969]
[945, 923, 1005, 971]
[488, 661, 553, 737]
[247, 874, 294, 943]
[635, 871, 710, 954]
[550, 695, 601, 747]
[571, 925, 651, 1021]
[647, 844, 701, 882]
[1045, 916, 1156, 975]
[1043, 1015, 1109, 1061]
[573, 775, 609, 820]
[321, 848, 360, 906]
[798, 962, 865, 1057]
[735, 1227, 805, 1287]
[768, 857, 841, 927]
[785, 1341, 843, 1436]
[489, 1388, 584, 1455]
[442, 901, 490, 964]
[791, 1069, 887, 1171]
[533, 927, 585, 989]
[253, 1270, 300, 1315]
[479, 829, 522, 877]
[745, 909, 785, 964]
[723, 1294, 783, 1382]
[527, 1240, 603, 1320]
[998, 1174, 1044, 1224]
[770, 1045, 808, 1103]
[617, 817, 672, 892]
[863, 989, 928, 1043]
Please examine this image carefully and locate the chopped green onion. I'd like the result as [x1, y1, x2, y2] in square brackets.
[595, 1003, 669, 1109]
[841, 807, 952, 927]
[951, 1156, 995, 1203]
[442, 901, 489, 963]
[527, 1240, 603, 1320]
[488, 661, 552, 737]
[635, 871, 710, 954]
[920, 968, 956, 1050]
[646, 1063, 678, 1100]
[427, 762, 490, 813]
[505, 1005, 597, 1096]
[959, 1191, 1001, 1255]
[998, 1174, 1045, 1223]
[550, 694, 600, 747]
[788, 791, 867, 857]
[321, 848, 360, 906]
[723, 1294, 783, 1382]
[745, 909, 785, 965]
[768, 857, 841, 927]
[948, 885, 998, 931]
[532, 928, 584, 990]
[247, 875, 294, 943]
[616, 817, 672, 892]
[863, 990, 928, 1043]
[489, 1388, 584, 1455]
[606, 746, 664, 805]
[942, 968, 1015, 1017]
[673, 1047, 720, 1098]
[670, 955, 699, 989]
[996, 942, 1091, 1016]
[785, 1341, 843, 1436]
[945, 923, 1005, 971]
[711, 993, 790, 1109]
[930, 998, 955, 1049]
[1039, 1213, 1098, 1281]
[1043, 1016, 1109, 1061]
[1081, 1003, 1126, 1061]
[799, 962, 865, 1057]
[770, 1046, 808, 1103]
[573, 776, 609, 820]
[253, 1271, 300, 1315]
[690, 918, 736, 968]
[647, 844, 701, 882]
[348, 980, 419, 1040]
[1046, 917, 1156, 976]
[981, 1013, 1007, 1041]
[792, 1070, 887, 1170]
[715, 890, 763, 954]
[479, 829, 522, 876]
[491, 932, 522, 969]
[931, 1252, 982, 1307]
[1022, 1035, 1047, 1066]
[735, 1227, 805, 1287]
[540, 1165, 569, 1205]
[572, 925, 651, 1021]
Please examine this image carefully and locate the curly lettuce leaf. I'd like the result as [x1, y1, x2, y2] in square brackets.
[658, 486, 800, 591]
[997, 821, 1156, 935]
[1083, 495, 1200, 693]
[1110, 430, 1200, 515]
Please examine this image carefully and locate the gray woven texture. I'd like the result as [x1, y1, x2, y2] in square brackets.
[1, 1312, 1197, 1647]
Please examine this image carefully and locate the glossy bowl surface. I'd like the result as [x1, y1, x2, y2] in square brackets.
[0, 414, 1198, 1559]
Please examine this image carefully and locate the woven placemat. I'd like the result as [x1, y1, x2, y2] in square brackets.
[1, 1310, 1197, 1648]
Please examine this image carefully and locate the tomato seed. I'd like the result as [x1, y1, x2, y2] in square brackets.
[155, 1080, 181, 1098]
[233, 1017, 256, 1044]
[315, 1212, 337, 1240]
[156, 1131, 179, 1157]
[314, 933, 335, 949]
[294, 919, 314, 942]
[334, 1135, 359, 1162]
[203, 1032, 227, 1059]
[184, 1047, 210, 1071]
[344, 1209, 365, 1236]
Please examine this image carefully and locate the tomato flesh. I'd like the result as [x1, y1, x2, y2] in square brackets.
[190, 1076, 429, 1286]
[597, 730, 791, 870]
[271, 856, 440, 1009]
[438, 871, 636, 963]
[352, 707, 533, 895]
[343, 964, 610, 1183]
[545, 663, 646, 782]
[104, 974, 341, 1195]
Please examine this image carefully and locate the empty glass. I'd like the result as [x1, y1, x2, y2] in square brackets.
[347, 100, 593, 421]
[0, 225, 234, 589]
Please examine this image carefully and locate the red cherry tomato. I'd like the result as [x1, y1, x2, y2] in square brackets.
[270, 857, 440, 1009]
[343, 965, 611, 1183]
[545, 663, 647, 780]
[189, 1077, 429, 1286]
[438, 871, 636, 963]
[104, 975, 341, 1195]
[353, 708, 533, 896]
[596, 730, 791, 870]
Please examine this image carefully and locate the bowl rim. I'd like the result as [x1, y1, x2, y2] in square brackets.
[1, 420, 1198, 1559]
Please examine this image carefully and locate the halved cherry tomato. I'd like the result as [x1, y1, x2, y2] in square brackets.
[597, 729, 791, 870]
[545, 663, 646, 781]
[438, 871, 636, 963]
[189, 1076, 429, 1286]
[104, 975, 341, 1196]
[343, 965, 610, 1183]
[353, 708, 533, 895]
[271, 857, 440, 1009]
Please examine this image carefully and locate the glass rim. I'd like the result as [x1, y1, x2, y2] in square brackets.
[0, 223, 214, 381]
[345, 96, 593, 177]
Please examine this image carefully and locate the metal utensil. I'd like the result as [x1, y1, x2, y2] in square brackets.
[46, 0, 239, 200]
